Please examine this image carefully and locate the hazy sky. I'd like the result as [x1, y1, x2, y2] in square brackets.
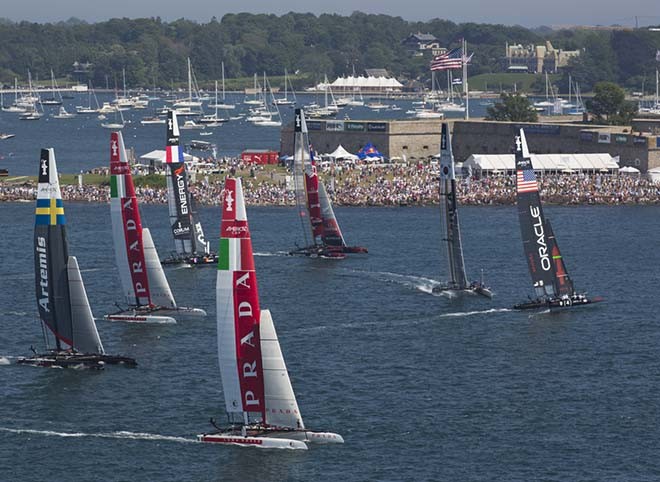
[2, 0, 660, 28]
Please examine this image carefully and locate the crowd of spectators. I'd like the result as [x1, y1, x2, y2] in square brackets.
[2, 162, 660, 206]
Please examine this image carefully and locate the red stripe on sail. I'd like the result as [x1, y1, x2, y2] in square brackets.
[233, 270, 265, 417]
[240, 238, 255, 271]
[120, 196, 151, 306]
[305, 165, 323, 237]
[109, 133, 129, 176]
[110, 133, 151, 305]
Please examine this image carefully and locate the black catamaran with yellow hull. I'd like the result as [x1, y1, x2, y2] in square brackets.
[513, 128, 603, 311]
[18, 149, 136, 369]
[289, 108, 367, 259]
[432, 123, 492, 298]
[161, 110, 218, 266]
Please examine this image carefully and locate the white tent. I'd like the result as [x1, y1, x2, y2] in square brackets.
[140, 150, 199, 166]
[463, 153, 619, 174]
[618, 165, 641, 176]
[326, 145, 359, 161]
[647, 166, 660, 183]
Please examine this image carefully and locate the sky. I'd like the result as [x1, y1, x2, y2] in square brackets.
[2, 0, 660, 28]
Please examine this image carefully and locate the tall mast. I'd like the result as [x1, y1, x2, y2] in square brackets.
[463, 39, 470, 120]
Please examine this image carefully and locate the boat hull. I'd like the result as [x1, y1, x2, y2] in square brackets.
[198, 429, 343, 449]
[513, 294, 604, 311]
[17, 352, 137, 369]
[161, 253, 219, 267]
[432, 282, 493, 298]
[104, 304, 206, 323]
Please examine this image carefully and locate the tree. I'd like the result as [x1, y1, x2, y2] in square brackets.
[586, 81, 636, 125]
[485, 93, 538, 122]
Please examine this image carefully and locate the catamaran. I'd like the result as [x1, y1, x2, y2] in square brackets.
[17, 148, 136, 369]
[198, 177, 344, 449]
[161, 110, 218, 266]
[289, 108, 367, 258]
[513, 128, 603, 310]
[104, 131, 206, 323]
[432, 123, 492, 298]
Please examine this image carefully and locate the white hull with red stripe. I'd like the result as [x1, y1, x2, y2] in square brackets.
[198, 429, 343, 449]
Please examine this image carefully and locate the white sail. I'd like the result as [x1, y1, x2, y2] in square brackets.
[67, 256, 105, 354]
[260, 309, 304, 429]
[142, 228, 177, 308]
[216, 267, 243, 415]
[110, 195, 135, 305]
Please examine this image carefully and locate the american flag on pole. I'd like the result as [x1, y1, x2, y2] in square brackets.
[516, 166, 538, 193]
[430, 47, 463, 71]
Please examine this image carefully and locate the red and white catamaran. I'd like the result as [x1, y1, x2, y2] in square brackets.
[289, 108, 367, 259]
[104, 131, 206, 323]
[198, 177, 343, 449]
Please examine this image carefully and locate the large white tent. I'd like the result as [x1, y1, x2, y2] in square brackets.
[325, 145, 359, 161]
[463, 153, 619, 174]
[140, 150, 199, 166]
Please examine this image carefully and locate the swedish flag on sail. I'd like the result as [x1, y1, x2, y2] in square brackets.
[35, 198, 65, 225]
[35, 148, 66, 226]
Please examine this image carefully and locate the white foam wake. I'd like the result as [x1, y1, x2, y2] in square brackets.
[439, 308, 512, 318]
[0, 356, 12, 365]
[0, 427, 197, 444]
[254, 251, 286, 257]
[342, 268, 444, 294]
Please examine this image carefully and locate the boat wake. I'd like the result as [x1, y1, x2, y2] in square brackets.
[100, 317, 177, 325]
[0, 356, 12, 365]
[340, 269, 449, 296]
[2, 311, 28, 317]
[255, 251, 288, 257]
[438, 308, 512, 318]
[0, 427, 197, 444]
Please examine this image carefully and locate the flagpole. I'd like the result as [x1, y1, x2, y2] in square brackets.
[463, 38, 469, 120]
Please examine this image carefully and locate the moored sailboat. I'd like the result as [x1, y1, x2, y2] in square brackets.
[161, 111, 218, 266]
[432, 123, 492, 298]
[103, 131, 206, 323]
[513, 129, 603, 310]
[289, 108, 367, 258]
[17, 149, 136, 369]
[198, 177, 344, 449]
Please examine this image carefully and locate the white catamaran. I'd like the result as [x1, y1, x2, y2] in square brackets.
[432, 123, 492, 298]
[18, 148, 136, 369]
[198, 177, 344, 449]
[104, 131, 206, 323]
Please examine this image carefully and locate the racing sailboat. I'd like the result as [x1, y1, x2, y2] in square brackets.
[513, 128, 603, 310]
[289, 108, 367, 258]
[161, 110, 217, 266]
[104, 131, 206, 323]
[198, 177, 344, 449]
[432, 123, 492, 298]
[18, 148, 136, 369]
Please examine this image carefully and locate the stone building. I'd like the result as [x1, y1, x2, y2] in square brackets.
[280, 118, 660, 172]
[504, 41, 580, 73]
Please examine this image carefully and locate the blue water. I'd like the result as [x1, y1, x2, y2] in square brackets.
[0, 92, 488, 176]
[1, 200, 660, 481]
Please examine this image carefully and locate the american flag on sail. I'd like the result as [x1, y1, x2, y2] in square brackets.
[517, 167, 538, 193]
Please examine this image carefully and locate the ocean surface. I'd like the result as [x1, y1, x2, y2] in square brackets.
[1, 200, 660, 481]
[0, 92, 489, 176]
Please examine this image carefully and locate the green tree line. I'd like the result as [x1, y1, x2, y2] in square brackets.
[0, 13, 658, 92]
